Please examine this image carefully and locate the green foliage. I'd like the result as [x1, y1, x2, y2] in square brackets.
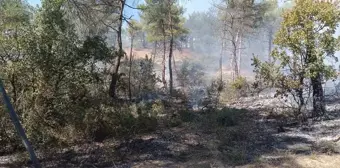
[151, 99, 165, 116]
[177, 60, 205, 89]
[0, 0, 120, 148]
[136, 114, 158, 132]
[119, 55, 159, 99]
[184, 11, 219, 53]
[137, 56, 158, 95]
[80, 36, 113, 62]
[176, 60, 208, 107]
[218, 76, 254, 99]
[216, 108, 247, 127]
[219, 0, 269, 35]
[178, 110, 196, 122]
[127, 19, 142, 38]
[139, 0, 188, 42]
[221, 146, 248, 165]
[273, 0, 340, 81]
[83, 103, 159, 141]
[230, 76, 250, 97]
[166, 115, 182, 128]
[0, 0, 31, 28]
[198, 107, 247, 130]
[262, 0, 283, 28]
[205, 79, 224, 106]
[252, 0, 340, 113]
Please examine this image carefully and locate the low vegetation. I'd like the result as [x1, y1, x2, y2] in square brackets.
[1, 0, 340, 167]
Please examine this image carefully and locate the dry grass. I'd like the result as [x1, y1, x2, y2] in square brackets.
[125, 154, 340, 168]
[126, 47, 254, 78]
[124, 48, 193, 60]
[244, 154, 340, 168]
[293, 154, 340, 168]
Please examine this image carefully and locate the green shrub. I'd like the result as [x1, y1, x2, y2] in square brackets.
[164, 113, 183, 128]
[222, 147, 248, 165]
[113, 111, 138, 136]
[114, 104, 159, 136]
[136, 114, 158, 132]
[230, 76, 250, 97]
[177, 60, 205, 89]
[82, 103, 159, 141]
[151, 99, 165, 116]
[231, 77, 247, 90]
[136, 99, 164, 118]
[178, 110, 196, 122]
[216, 108, 247, 127]
[225, 127, 248, 142]
[169, 118, 182, 127]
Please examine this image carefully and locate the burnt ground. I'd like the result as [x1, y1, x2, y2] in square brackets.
[2, 96, 340, 168]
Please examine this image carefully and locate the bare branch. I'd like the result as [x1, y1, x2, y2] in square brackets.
[124, 3, 142, 10]
[101, 20, 118, 32]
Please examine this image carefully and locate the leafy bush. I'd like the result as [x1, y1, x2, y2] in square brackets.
[222, 147, 248, 165]
[225, 127, 248, 142]
[230, 76, 250, 97]
[231, 76, 247, 90]
[120, 55, 159, 100]
[177, 59, 205, 90]
[136, 114, 158, 132]
[204, 79, 225, 108]
[165, 115, 182, 128]
[177, 60, 206, 105]
[216, 108, 247, 127]
[151, 99, 165, 116]
[178, 110, 196, 122]
[84, 103, 159, 141]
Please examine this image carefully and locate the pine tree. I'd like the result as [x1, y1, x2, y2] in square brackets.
[218, 0, 267, 81]
[139, 0, 187, 95]
[127, 20, 142, 100]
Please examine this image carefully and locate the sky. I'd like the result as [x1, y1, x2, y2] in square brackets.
[27, 0, 212, 18]
[27, 0, 40, 6]
[27, 0, 288, 19]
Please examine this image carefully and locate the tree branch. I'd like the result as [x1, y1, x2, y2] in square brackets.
[123, 15, 134, 27]
[124, 3, 142, 10]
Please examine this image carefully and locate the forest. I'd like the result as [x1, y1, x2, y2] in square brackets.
[1, 0, 340, 167]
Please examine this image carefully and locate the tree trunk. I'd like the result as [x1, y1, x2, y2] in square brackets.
[152, 41, 157, 64]
[220, 20, 227, 84]
[169, 35, 174, 96]
[173, 52, 178, 78]
[268, 28, 273, 62]
[295, 75, 305, 119]
[172, 52, 180, 93]
[142, 32, 147, 48]
[109, 0, 125, 98]
[162, 38, 167, 87]
[237, 35, 242, 77]
[306, 36, 326, 118]
[219, 38, 225, 84]
[167, 0, 174, 95]
[231, 30, 239, 81]
[219, 47, 223, 83]
[311, 73, 325, 118]
[10, 74, 17, 105]
[128, 36, 134, 101]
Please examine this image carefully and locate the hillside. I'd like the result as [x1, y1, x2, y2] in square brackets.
[125, 47, 255, 82]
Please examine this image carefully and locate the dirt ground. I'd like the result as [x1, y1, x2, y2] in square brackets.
[2, 97, 340, 168]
